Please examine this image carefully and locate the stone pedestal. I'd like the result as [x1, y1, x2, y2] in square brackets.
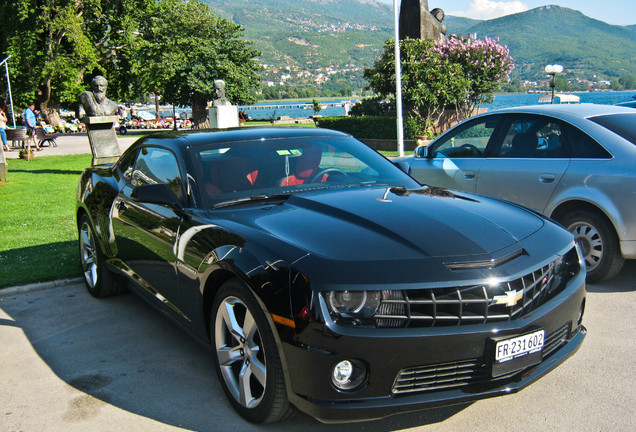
[208, 106, 239, 129]
[83, 116, 121, 165]
[0, 147, 7, 183]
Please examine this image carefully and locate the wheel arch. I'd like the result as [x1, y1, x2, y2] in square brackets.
[549, 199, 619, 240]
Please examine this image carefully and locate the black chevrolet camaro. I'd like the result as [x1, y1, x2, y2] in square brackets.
[76, 127, 586, 423]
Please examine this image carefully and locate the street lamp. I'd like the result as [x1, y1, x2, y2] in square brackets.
[544, 64, 563, 104]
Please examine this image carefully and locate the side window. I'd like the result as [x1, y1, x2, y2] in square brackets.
[131, 147, 184, 200]
[493, 116, 568, 158]
[118, 148, 139, 182]
[431, 116, 501, 158]
[565, 125, 612, 159]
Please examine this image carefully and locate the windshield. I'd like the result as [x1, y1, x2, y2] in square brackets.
[589, 113, 636, 145]
[190, 135, 418, 208]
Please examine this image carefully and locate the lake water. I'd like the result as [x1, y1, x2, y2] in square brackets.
[238, 90, 636, 120]
[149, 90, 636, 120]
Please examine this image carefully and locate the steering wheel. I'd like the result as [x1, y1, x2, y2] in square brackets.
[458, 143, 482, 157]
[310, 168, 347, 183]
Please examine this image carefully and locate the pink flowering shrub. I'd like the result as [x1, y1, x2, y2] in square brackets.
[433, 35, 514, 119]
[364, 35, 515, 136]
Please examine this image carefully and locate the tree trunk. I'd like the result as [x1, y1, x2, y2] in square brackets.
[191, 92, 209, 129]
[37, 78, 61, 127]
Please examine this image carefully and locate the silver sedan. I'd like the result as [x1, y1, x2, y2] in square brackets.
[399, 104, 636, 282]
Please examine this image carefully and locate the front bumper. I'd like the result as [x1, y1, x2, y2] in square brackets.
[281, 272, 586, 423]
[291, 326, 585, 423]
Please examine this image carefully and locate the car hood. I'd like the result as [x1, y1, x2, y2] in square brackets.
[216, 186, 544, 263]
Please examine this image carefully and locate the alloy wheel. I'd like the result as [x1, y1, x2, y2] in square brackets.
[214, 296, 267, 409]
[79, 221, 98, 289]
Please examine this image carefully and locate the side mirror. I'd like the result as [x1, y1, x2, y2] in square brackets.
[415, 145, 431, 158]
[131, 183, 183, 210]
[393, 160, 411, 174]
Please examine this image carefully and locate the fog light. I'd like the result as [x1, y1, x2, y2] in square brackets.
[331, 359, 367, 391]
[333, 360, 353, 385]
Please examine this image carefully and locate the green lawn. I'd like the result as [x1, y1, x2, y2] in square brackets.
[0, 154, 92, 288]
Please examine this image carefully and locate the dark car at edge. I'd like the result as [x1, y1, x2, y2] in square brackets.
[76, 127, 586, 423]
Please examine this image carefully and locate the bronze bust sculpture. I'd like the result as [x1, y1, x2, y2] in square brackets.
[80, 75, 118, 117]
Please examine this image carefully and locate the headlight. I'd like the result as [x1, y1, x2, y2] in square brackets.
[323, 290, 407, 327]
[326, 290, 381, 320]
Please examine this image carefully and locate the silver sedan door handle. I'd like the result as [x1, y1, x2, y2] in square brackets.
[539, 174, 556, 183]
[463, 170, 476, 179]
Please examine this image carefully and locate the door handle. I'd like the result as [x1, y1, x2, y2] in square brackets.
[463, 170, 476, 179]
[539, 174, 556, 183]
[117, 201, 128, 212]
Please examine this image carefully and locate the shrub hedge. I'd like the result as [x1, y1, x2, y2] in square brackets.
[316, 116, 432, 140]
[316, 116, 396, 140]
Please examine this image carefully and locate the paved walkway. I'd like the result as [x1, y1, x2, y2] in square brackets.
[2, 130, 148, 159]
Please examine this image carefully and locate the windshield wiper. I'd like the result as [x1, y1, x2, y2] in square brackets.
[213, 193, 292, 209]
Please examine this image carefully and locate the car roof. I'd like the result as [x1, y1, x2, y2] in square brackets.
[488, 103, 636, 118]
[142, 127, 351, 149]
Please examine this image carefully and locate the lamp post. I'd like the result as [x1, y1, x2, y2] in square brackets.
[544, 64, 563, 104]
[393, 0, 404, 156]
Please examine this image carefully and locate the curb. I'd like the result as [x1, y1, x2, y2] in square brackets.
[0, 277, 84, 297]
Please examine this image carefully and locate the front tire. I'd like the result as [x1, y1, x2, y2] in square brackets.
[78, 214, 126, 297]
[560, 209, 624, 283]
[211, 278, 291, 423]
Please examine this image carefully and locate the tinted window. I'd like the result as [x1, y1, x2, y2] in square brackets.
[131, 147, 183, 199]
[191, 136, 419, 208]
[117, 148, 139, 182]
[492, 115, 568, 158]
[565, 124, 612, 159]
[431, 116, 501, 158]
[589, 113, 636, 145]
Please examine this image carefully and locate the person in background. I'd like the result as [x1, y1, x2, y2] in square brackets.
[0, 100, 10, 152]
[24, 103, 42, 151]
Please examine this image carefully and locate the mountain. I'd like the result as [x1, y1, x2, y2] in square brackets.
[445, 16, 483, 34]
[466, 5, 636, 80]
[202, 1, 636, 93]
[204, 0, 393, 69]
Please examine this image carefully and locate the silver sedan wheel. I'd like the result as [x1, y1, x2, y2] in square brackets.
[569, 221, 603, 272]
[79, 220, 98, 289]
[214, 296, 267, 409]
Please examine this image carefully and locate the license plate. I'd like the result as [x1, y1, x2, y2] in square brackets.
[495, 329, 544, 363]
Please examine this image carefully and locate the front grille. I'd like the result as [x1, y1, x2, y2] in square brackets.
[392, 324, 573, 395]
[542, 324, 570, 358]
[375, 247, 578, 328]
[392, 359, 487, 394]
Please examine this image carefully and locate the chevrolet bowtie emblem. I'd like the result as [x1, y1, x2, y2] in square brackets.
[493, 289, 524, 307]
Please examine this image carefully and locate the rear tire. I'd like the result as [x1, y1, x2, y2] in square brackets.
[78, 214, 126, 297]
[211, 278, 292, 423]
[560, 209, 624, 283]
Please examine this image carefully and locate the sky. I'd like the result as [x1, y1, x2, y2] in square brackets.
[378, 0, 636, 26]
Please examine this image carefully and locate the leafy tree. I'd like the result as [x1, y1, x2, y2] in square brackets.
[135, 0, 262, 128]
[82, 0, 156, 102]
[364, 36, 514, 134]
[501, 78, 523, 93]
[0, 0, 154, 125]
[619, 75, 636, 90]
[433, 35, 514, 120]
[364, 38, 468, 134]
[1, 0, 99, 125]
[312, 98, 322, 116]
